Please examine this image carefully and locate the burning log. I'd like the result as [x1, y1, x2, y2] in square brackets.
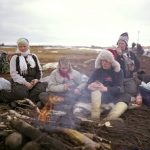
[38, 95, 64, 123]
[9, 118, 71, 150]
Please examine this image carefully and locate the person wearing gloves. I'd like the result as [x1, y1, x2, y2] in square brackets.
[9, 38, 47, 103]
[39, 56, 88, 128]
[88, 50, 131, 122]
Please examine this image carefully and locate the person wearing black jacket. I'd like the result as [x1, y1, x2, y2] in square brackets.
[104, 33, 140, 101]
[88, 50, 130, 121]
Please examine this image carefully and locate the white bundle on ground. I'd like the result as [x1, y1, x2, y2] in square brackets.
[0, 78, 11, 90]
[140, 81, 150, 90]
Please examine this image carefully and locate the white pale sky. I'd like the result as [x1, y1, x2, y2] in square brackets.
[0, 0, 150, 46]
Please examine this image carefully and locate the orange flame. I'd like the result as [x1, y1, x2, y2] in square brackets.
[38, 95, 64, 123]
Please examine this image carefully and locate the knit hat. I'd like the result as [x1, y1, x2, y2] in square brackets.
[17, 38, 29, 46]
[117, 32, 129, 46]
[95, 50, 120, 72]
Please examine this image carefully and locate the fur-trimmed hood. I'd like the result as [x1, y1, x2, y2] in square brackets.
[95, 50, 120, 72]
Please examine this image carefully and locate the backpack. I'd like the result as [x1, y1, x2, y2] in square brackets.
[0, 50, 9, 74]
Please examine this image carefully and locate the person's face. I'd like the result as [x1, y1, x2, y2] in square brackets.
[117, 40, 126, 51]
[60, 64, 70, 73]
[18, 43, 28, 52]
[101, 60, 112, 70]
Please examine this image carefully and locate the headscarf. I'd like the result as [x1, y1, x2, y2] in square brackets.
[16, 38, 36, 75]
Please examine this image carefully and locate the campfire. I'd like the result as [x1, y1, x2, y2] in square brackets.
[38, 95, 64, 123]
[1, 95, 150, 150]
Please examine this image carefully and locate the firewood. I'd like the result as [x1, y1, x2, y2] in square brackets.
[9, 118, 71, 150]
[9, 110, 31, 120]
[22, 141, 40, 150]
[0, 112, 8, 117]
[16, 99, 40, 114]
[0, 124, 7, 129]
[52, 128, 101, 150]
[47, 128, 112, 150]
[5, 132, 23, 150]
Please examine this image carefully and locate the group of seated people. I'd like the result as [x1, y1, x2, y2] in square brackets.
[0, 33, 150, 129]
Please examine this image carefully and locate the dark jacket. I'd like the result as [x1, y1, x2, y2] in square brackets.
[88, 68, 124, 96]
[108, 49, 140, 78]
[15, 55, 42, 82]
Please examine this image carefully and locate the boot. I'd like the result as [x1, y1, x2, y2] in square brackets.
[104, 102, 128, 121]
[91, 90, 101, 121]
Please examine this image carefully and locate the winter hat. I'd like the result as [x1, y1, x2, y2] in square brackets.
[17, 38, 29, 46]
[95, 50, 120, 72]
[117, 32, 129, 46]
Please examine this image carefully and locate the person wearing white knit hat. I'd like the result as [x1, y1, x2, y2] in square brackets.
[88, 50, 130, 121]
[115, 32, 140, 78]
[117, 32, 129, 47]
[108, 32, 141, 106]
[9, 38, 47, 103]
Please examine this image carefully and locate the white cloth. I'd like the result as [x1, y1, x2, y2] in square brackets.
[140, 81, 150, 91]
[16, 49, 36, 75]
[10, 53, 42, 85]
[0, 78, 11, 90]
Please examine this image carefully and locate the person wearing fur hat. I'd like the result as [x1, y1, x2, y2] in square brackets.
[88, 50, 131, 121]
[9, 38, 47, 103]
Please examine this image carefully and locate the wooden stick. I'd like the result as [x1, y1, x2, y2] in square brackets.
[16, 99, 40, 114]
[52, 128, 101, 150]
[0, 124, 7, 128]
[9, 118, 71, 150]
[9, 110, 31, 120]
[24, 98, 40, 114]
[0, 112, 8, 117]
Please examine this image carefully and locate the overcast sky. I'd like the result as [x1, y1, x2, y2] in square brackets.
[0, 0, 150, 46]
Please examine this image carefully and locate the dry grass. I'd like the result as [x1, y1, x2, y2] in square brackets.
[1, 46, 99, 78]
[1, 46, 149, 76]
[1, 46, 98, 64]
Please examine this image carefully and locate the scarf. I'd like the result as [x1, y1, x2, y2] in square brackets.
[16, 49, 36, 75]
[59, 70, 70, 80]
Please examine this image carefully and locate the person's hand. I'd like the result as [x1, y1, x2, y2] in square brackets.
[64, 83, 71, 91]
[74, 88, 81, 95]
[135, 94, 142, 106]
[116, 47, 122, 55]
[88, 81, 102, 91]
[31, 79, 39, 86]
[97, 83, 108, 92]
[24, 82, 33, 89]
